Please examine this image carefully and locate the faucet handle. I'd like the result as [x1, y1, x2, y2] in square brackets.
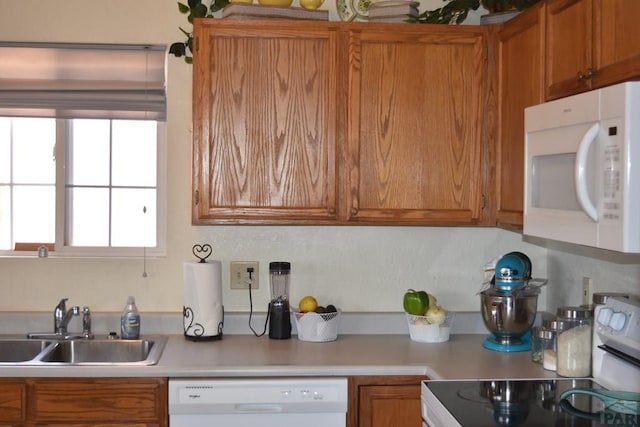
[56, 298, 69, 311]
[82, 306, 93, 339]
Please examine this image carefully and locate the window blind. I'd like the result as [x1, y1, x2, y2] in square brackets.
[0, 43, 167, 121]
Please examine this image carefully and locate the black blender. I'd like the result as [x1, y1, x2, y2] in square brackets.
[268, 261, 292, 339]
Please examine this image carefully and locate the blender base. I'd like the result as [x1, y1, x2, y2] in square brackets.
[482, 332, 532, 352]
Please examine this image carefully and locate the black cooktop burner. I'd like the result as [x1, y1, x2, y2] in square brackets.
[424, 378, 629, 427]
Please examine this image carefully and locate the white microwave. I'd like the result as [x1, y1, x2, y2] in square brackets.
[524, 81, 640, 253]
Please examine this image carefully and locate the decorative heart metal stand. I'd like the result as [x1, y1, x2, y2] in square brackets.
[192, 243, 212, 263]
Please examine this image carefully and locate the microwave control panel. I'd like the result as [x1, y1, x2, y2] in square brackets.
[601, 118, 623, 221]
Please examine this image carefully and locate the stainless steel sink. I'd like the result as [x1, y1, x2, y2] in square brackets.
[0, 336, 167, 366]
[38, 338, 164, 365]
[0, 339, 51, 364]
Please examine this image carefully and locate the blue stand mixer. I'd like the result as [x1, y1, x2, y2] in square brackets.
[480, 252, 547, 352]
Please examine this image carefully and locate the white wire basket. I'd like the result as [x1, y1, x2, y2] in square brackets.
[406, 312, 455, 343]
[293, 310, 341, 342]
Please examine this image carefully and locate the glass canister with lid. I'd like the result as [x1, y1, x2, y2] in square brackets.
[531, 326, 554, 365]
[556, 306, 594, 377]
[541, 319, 559, 371]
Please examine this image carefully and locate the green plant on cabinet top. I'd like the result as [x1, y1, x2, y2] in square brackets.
[169, 0, 228, 64]
[415, 0, 540, 24]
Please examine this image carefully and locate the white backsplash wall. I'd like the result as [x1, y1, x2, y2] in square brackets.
[0, 226, 546, 313]
[543, 240, 640, 312]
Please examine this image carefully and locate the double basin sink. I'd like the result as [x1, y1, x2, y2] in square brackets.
[0, 336, 167, 366]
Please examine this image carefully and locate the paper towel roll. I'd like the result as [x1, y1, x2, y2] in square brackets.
[183, 261, 224, 339]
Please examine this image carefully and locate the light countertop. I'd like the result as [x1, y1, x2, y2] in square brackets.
[0, 333, 559, 379]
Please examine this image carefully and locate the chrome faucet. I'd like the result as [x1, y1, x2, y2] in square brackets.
[27, 298, 92, 340]
[54, 298, 80, 335]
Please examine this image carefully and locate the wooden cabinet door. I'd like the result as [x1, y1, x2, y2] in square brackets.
[591, 0, 640, 88]
[348, 376, 426, 427]
[496, 3, 545, 230]
[28, 378, 167, 426]
[192, 20, 340, 224]
[0, 379, 26, 425]
[345, 26, 488, 225]
[545, 0, 593, 99]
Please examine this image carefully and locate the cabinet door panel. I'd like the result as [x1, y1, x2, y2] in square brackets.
[348, 376, 426, 427]
[0, 380, 25, 423]
[360, 385, 421, 427]
[497, 4, 545, 229]
[592, 0, 640, 87]
[193, 22, 339, 224]
[546, 0, 592, 99]
[347, 29, 486, 224]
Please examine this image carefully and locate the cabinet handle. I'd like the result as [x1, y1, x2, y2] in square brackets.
[350, 207, 358, 217]
[195, 190, 199, 206]
[577, 68, 596, 81]
[327, 207, 336, 215]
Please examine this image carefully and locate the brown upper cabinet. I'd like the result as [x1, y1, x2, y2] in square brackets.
[192, 20, 491, 225]
[496, 0, 640, 230]
[192, 21, 340, 225]
[192, 1, 638, 228]
[496, 2, 545, 230]
[545, 0, 640, 100]
[344, 26, 489, 225]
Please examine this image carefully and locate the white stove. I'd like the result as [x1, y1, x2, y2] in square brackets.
[421, 296, 640, 426]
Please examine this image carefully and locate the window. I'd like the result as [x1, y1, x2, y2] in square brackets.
[0, 117, 165, 256]
[0, 43, 167, 257]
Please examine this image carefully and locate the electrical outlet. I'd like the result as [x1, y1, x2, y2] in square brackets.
[230, 261, 259, 290]
[582, 276, 592, 305]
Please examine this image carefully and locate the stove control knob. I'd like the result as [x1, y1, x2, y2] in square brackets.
[609, 311, 627, 332]
[597, 307, 614, 326]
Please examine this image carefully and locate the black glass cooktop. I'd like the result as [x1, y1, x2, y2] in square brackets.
[424, 378, 632, 427]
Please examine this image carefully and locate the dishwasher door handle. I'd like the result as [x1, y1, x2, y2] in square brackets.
[234, 403, 284, 413]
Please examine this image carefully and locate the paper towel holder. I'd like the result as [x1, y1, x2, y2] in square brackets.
[183, 243, 224, 341]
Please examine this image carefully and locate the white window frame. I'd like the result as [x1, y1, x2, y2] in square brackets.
[0, 118, 167, 258]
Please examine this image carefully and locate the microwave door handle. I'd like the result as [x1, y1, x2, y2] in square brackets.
[575, 122, 599, 221]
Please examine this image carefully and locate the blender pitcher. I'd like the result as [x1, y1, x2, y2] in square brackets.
[268, 261, 292, 339]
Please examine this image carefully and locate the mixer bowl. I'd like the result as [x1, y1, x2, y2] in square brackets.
[481, 288, 539, 345]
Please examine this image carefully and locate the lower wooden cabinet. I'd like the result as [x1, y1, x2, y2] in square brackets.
[348, 375, 427, 427]
[0, 380, 26, 426]
[0, 377, 167, 427]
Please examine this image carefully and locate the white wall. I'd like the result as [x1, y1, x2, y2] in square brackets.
[0, 1, 636, 317]
[543, 240, 640, 313]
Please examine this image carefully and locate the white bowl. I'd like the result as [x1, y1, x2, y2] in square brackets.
[406, 312, 454, 343]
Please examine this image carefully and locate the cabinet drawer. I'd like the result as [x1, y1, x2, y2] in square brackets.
[28, 378, 166, 422]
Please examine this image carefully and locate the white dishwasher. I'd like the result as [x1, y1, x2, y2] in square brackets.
[169, 378, 348, 427]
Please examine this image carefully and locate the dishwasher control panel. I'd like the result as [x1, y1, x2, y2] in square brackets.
[169, 378, 348, 415]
